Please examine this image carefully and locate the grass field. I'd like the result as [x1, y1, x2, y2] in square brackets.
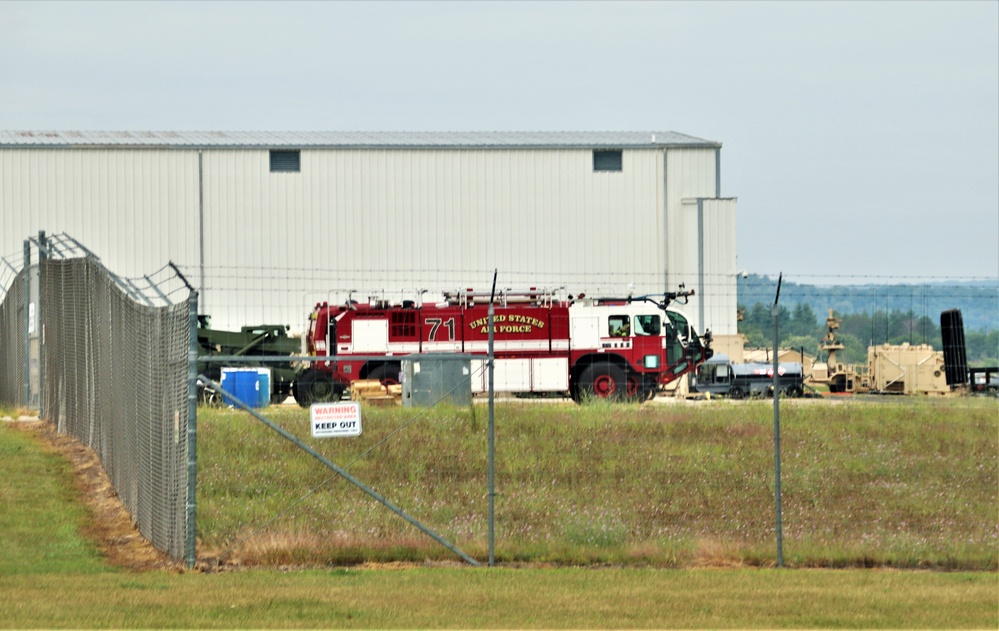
[3, 566, 996, 629]
[197, 397, 997, 570]
[1, 398, 997, 628]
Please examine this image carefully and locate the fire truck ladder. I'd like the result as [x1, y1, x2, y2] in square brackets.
[442, 286, 564, 308]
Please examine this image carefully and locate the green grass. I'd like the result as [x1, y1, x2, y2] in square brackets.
[1, 415, 997, 629]
[0, 423, 107, 576]
[196, 398, 998, 569]
[0, 403, 23, 418]
[1, 567, 996, 629]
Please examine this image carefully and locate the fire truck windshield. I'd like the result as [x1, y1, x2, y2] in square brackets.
[667, 311, 691, 343]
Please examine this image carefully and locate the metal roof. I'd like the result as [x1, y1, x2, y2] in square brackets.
[0, 130, 721, 150]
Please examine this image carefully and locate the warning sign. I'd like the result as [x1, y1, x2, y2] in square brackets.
[310, 401, 362, 438]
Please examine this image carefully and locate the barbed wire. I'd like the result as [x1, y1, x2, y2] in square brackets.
[5, 239, 996, 323]
[190, 283, 998, 303]
[171, 262, 999, 285]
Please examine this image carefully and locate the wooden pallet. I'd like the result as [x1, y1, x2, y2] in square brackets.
[350, 380, 403, 405]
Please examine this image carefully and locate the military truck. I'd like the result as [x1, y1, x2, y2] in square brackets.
[197, 315, 300, 404]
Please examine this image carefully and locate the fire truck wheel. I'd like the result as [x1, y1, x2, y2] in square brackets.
[786, 385, 803, 398]
[580, 364, 627, 401]
[626, 374, 641, 399]
[625, 373, 654, 403]
[293, 369, 344, 407]
[368, 363, 402, 387]
[729, 386, 746, 400]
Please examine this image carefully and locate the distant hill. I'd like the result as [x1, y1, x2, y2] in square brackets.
[736, 275, 998, 332]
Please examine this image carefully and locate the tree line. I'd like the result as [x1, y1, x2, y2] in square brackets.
[736, 274, 998, 332]
[738, 302, 998, 367]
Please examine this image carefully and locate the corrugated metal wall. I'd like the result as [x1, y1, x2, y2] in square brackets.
[1, 148, 201, 278]
[662, 148, 738, 336]
[2, 145, 735, 335]
[700, 198, 738, 336]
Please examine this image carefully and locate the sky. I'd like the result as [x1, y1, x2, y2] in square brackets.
[2, 1, 997, 286]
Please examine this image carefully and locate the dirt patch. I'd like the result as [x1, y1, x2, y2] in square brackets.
[16, 420, 185, 572]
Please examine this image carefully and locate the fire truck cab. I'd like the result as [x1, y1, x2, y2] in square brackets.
[293, 287, 711, 406]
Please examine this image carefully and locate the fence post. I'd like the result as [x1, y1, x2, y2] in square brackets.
[772, 273, 784, 568]
[23, 240, 30, 407]
[487, 301, 495, 567]
[37, 231, 47, 417]
[488, 271, 497, 567]
[186, 289, 199, 569]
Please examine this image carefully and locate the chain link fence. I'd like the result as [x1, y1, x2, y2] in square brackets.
[0, 267, 28, 406]
[41, 256, 192, 561]
[1, 234, 194, 564]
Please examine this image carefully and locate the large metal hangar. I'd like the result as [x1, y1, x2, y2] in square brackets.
[0, 130, 738, 345]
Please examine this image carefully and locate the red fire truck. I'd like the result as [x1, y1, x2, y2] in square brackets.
[292, 287, 712, 405]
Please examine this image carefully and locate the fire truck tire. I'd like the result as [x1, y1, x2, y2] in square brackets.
[625, 373, 655, 403]
[786, 385, 803, 398]
[293, 369, 344, 408]
[368, 363, 402, 387]
[626, 374, 641, 399]
[579, 364, 627, 401]
[729, 386, 746, 400]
